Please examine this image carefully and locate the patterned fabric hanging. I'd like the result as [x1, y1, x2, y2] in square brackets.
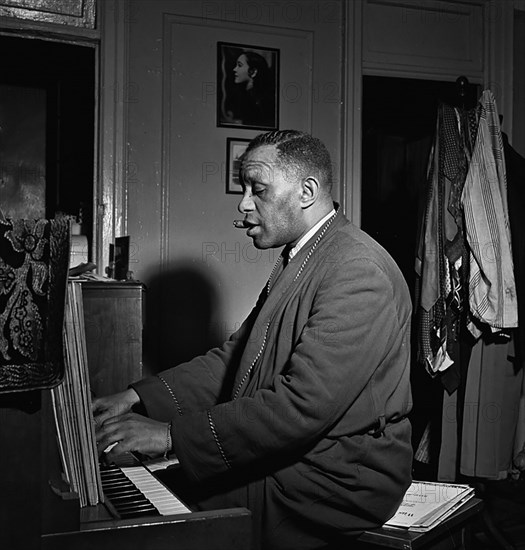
[415, 102, 474, 387]
[0, 217, 70, 393]
[461, 90, 518, 336]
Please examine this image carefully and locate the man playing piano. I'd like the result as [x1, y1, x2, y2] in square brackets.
[94, 130, 413, 550]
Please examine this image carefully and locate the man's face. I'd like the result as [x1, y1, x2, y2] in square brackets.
[238, 145, 305, 249]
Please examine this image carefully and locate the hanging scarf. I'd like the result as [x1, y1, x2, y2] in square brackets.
[0, 217, 70, 393]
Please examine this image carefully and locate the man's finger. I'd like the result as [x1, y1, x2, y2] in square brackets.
[95, 418, 122, 444]
[93, 411, 110, 426]
[102, 411, 135, 426]
[93, 407, 115, 426]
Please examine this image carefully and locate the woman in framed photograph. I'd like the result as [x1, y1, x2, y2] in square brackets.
[218, 42, 278, 130]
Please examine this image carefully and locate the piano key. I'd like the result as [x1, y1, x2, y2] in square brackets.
[100, 476, 130, 485]
[101, 477, 134, 485]
[100, 460, 191, 519]
[113, 501, 158, 513]
[103, 486, 139, 497]
[120, 466, 190, 515]
[104, 494, 142, 506]
[109, 500, 148, 511]
[100, 465, 125, 473]
[100, 475, 126, 483]
[112, 499, 153, 510]
[100, 479, 129, 488]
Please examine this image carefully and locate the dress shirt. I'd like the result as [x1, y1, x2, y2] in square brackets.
[288, 208, 336, 262]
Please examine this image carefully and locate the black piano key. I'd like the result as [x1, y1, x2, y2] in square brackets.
[104, 493, 141, 504]
[101, 475, 133, 485]
[112, 504, 159, 516]
[102, 486, 136, 495]
[100, 466, 123, 475]
[104, 485, 140, 495]
[102, 479, 136, 489]
[100, 471, 126, 480]
[107, 494, 148, 505]
[101, 475, 132, 483]
[98, 457, 189, 520]
[102, 480, 136, 490]
[102, 481, 155, 510]
[103, 488, 141, 499]
[104, 489, 135, 496]
[118, 508, 160, 519]
[112, 500, 156, 512]
[101, 479, 128, 487]
[100, 464, 121, 472]
[101, 479, 130, 487]
[106, 489, 147, 500]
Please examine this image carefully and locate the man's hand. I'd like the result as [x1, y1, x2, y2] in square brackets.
[92, 388, 140, 426]
[96, 412, 170, 461]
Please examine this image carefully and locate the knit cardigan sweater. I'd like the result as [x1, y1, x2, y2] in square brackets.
[132, 208, 413, 550]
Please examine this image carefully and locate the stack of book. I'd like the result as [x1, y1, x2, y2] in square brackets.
[384, 480, 475, 531]
[51, 280, 103, 507]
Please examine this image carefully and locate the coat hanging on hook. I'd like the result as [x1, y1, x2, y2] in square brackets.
[414, 88, 521, 482]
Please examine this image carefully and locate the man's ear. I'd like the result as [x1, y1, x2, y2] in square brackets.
[300, 177, 320, 208]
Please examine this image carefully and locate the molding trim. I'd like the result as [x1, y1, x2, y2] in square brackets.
[342, 0, 363, 225]
[98, 0, 128, 273]
[160, 13, 172, 272]
[362, 65, 484, 83]
[0, 0, 97, 31]
[485, 0, 514, 137]
[0, 15, 100, 264]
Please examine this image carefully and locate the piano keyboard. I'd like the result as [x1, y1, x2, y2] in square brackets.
[100, 460, 190, 519]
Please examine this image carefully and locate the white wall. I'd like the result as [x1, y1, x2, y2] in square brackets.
[105, 0, 345, 370]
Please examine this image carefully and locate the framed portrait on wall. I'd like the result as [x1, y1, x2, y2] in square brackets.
[226, 137, 251, 194]
[217, 42, 279, 130]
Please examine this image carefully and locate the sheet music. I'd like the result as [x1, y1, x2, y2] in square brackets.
[51, 280, 104, 507]
[384, 481, 475, 530]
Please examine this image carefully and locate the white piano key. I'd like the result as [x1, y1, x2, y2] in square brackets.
[120, 465, 190, 515]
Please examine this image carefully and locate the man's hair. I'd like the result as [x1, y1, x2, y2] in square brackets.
[244, 130, 333, 194]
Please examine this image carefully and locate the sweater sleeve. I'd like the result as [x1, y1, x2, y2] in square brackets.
[169, 256, 412, 482]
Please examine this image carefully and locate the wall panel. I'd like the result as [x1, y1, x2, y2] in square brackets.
[363, 0, 484, 79]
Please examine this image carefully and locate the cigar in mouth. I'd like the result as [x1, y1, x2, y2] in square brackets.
[233, 220, 248, 228]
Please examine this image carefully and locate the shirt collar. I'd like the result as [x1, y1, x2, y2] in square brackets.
[288, 208, 336, 261]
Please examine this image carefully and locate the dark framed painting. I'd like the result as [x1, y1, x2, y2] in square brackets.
[217, 42, 279, 130]
[226, 137, 251, 194]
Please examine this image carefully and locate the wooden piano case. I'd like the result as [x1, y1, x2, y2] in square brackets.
[81, 280, 146, 396]
[42, 506, 252, 550]
[39, 399, 252, 550]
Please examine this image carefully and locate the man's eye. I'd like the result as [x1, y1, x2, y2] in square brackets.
[253, 187, 265, 196]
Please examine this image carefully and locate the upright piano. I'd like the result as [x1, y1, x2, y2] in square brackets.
[0, 389, 250, 550]
[40, 425, 251, 550]
[41, 281, 251, 550]
[0, 279, 251, 550]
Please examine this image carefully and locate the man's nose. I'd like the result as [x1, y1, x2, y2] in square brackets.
[238, 193, 254, 214]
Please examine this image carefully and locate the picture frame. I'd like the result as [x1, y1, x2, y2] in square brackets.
[225, 137, 251, 194]
[217, 41, 279, 130]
